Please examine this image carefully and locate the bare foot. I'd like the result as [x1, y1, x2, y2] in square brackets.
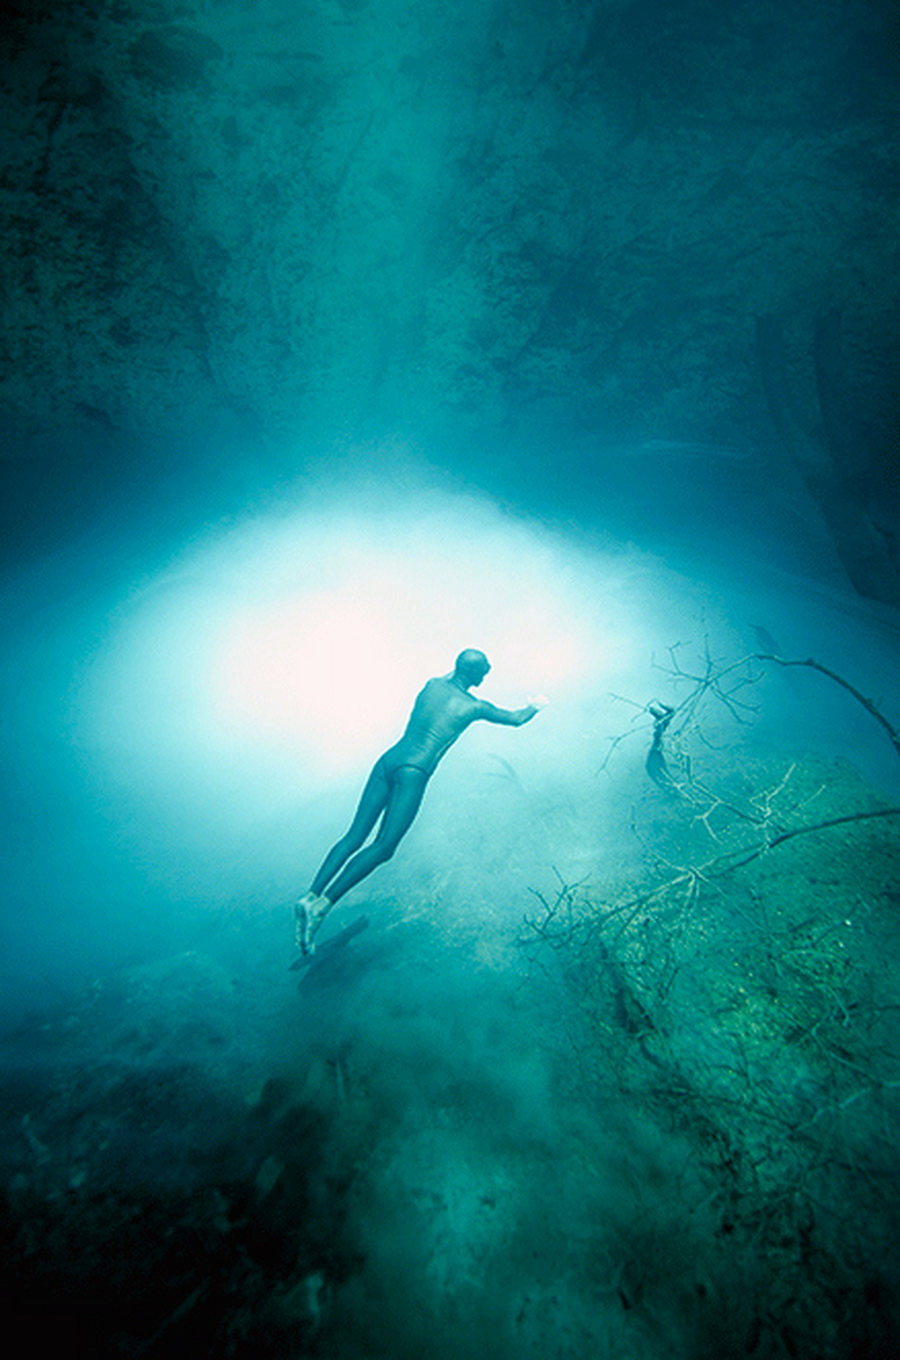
[294, 893, 333, 956]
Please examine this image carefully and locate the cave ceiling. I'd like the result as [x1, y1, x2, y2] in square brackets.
[1, 0, 898, 565]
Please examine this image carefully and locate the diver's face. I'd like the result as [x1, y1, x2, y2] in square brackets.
[474, 662, 491, 686]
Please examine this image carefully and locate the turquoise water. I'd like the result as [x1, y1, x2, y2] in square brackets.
[2, 0, 899, 1354]
[3, 505, 899, 1356]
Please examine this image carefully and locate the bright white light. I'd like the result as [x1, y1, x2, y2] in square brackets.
[77, 481, 644, 800]
[214, 588, 412, 758]
[206, 506, 615, 770]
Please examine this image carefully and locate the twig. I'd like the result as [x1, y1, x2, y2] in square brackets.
[752, 654, 900, 760]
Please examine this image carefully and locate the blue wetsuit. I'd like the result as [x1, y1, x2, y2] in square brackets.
[309, 674, 535, 905]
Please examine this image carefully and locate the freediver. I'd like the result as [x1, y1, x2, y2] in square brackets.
[295, 649, 546, 955]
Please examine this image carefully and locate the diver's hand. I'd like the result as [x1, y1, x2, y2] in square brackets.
[528, 694, 550, 710]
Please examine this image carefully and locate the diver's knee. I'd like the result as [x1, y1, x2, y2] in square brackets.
[339, 831, 366, 856]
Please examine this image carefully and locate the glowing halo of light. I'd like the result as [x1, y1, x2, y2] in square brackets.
[76, 486, 642, 796]
[202, 514, 614, 773]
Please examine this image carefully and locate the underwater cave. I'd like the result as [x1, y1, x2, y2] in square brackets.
[2, 1, 899, 1356]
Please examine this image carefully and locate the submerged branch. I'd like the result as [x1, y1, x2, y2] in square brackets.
[704, 806, 900, 878]
[752, 654, 900, 762]
[524, 807, 900, 954]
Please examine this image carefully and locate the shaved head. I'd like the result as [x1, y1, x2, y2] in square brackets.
[453, 649, 491, 685]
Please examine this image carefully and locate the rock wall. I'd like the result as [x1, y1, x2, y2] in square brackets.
[1, 1, 898, 585]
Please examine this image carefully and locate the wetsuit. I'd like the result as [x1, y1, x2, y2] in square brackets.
[309, 675, 534, 905]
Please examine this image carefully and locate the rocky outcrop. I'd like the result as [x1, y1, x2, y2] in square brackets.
[756, 308, 900, 604]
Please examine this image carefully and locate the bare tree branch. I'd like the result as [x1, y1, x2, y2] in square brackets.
[752, 654, 900, 761]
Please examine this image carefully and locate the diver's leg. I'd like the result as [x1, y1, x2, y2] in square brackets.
[321, 767, 428, 906]
[296, 760, 389, 953]
[310, 760, 390, 894]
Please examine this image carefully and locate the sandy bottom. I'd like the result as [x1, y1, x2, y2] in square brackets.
[3, 749, 900, 1359]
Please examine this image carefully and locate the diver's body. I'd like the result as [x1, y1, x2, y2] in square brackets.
[295, 649, 543, 954]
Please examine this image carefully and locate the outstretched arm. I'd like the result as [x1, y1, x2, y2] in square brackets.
[476, 695, 547, 727]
